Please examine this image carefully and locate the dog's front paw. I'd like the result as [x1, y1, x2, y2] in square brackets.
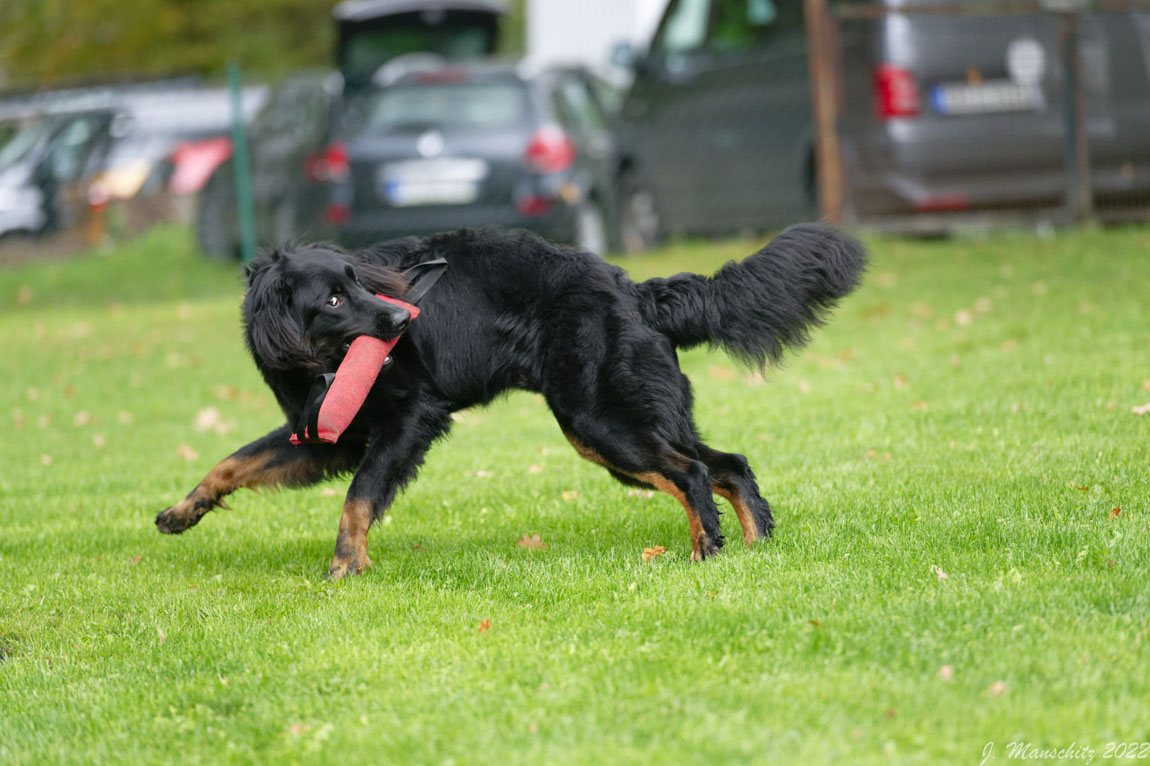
[325, 552, 373, 581]
[155, 492, 217, 534]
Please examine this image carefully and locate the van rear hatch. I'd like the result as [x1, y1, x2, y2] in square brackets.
[333, 0, 506, 89]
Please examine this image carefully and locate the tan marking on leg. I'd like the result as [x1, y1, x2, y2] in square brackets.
[327, 498, 374, 580]
[563, 430, 712, 559]
[636, 471, 709, 562]
[715, 486, 760, 547]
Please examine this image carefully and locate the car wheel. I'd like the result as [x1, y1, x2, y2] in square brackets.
[196, 166, 240, 260]
[618, 174, 661, 254]
[575, 200, 608, 256]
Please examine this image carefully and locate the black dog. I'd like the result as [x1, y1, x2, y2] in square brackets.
[156, 226, 865, 578]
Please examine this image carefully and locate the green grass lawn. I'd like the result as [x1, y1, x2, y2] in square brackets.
[1, 225, 1148, 765]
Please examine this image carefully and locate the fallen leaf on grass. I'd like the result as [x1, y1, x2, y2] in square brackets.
[157, 626, 166, 643]
[808, 620, 824, 628]
[627, 489, 656, 499]
[1110, 507, 1122, 520]
[561, 490, 578, 502]
[129, 555, 142, 565]
[909, 400, 929, 412]
[518, 534, 547, 550]
[892, 374, 908, 390]
[641, 546, 666, 563]
[884, 708, 897, 719]
[1132, 403, 1150, 415]
[478, 619, 491, 634]
[1143, 380, 1150, 391]
[938, 665, 954, 681]
[527, 464, 544, 474]
[320, 488, 340, 497]
[985, 680, 1007, 698]
[930, 565, 948, 581]
[39, 454, 52, 466]
[73, 410, 92, 427]
[193, 406, 232, 435]
[288, 723, 311, 736]
[177, 445, 199, 462]
[1075, 485, 1089, 492]
[954, 309, 973, 326]
[25, 387, 40, 402]
[92, 434, 106, 448]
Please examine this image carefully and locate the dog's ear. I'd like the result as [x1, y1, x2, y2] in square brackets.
[350, 257, 409, 298]
[242, 261, 316, 371]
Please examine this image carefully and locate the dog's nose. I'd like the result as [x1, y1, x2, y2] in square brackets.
[390, 307, 411, 334]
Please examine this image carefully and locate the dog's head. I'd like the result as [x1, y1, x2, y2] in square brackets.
[243, 244, 409, 372]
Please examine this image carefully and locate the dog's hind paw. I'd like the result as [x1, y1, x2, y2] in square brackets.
[325, 553, 373, 581]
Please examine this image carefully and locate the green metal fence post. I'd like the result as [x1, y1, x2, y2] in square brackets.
[228, 61, 257, 265]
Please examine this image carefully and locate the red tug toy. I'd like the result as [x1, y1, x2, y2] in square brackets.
[289, 258, 446, 446]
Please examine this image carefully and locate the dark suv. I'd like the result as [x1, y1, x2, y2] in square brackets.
[325, 60, 659, 254]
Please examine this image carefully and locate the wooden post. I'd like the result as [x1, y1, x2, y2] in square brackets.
[804, 0, 845, 223]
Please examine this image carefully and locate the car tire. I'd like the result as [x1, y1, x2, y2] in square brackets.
[617, 173, 662, 254]
[196, 165, 240, 260]
[575, 199, 608, 257]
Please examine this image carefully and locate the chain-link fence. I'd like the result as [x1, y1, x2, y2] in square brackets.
[805, 0, 1150, 232]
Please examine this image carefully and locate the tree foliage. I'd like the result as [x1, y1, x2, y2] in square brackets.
[0, 0, 525, 89]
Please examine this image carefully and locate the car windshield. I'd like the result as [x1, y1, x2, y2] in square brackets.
[360, 80, 528, 133]
[0, 117, 51, 173]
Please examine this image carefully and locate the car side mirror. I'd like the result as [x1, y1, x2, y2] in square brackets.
[611, 41, 641, 72]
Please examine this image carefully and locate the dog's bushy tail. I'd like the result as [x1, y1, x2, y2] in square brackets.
[637, 223, 867, 367]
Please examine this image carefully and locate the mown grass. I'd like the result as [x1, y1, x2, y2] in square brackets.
[1, 225, 1148, 765]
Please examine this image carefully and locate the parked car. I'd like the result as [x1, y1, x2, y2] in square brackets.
[0, 109, 116, 239]
[196, 71, 344, 259]
[334, 0, 506, 91]
[324, 59, 660, 254]
[615, 0, 1150, 233]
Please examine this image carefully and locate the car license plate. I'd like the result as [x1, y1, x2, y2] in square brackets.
[380, 158, 488, 207]
[931, 80, 1042, 115]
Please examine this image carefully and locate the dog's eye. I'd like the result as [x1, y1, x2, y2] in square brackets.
[326, 295, 342, 308]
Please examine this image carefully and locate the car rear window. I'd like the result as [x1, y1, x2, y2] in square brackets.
[362, 81, 529, 133]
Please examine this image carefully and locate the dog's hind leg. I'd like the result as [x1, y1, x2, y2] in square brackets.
[326, 401, 452, 580]
[694, 443, 774, 545]
[562, 427, 724, 561]
[155, 425, 365, 534]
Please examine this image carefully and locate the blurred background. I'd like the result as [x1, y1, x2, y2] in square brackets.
[1, 0, 1149, 265]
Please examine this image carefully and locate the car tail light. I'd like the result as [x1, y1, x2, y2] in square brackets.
[324, 201, 351, 225]
[516, 194, 554, 217]
[874, 64, 920, 120]
[306, 142, 350, 183]
[525, 126, 576, 174]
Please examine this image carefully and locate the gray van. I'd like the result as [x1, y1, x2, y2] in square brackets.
[617, 0, 1150, 234]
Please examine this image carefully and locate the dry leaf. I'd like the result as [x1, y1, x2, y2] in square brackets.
[92, 434, 106, 448]
[707, 365, 738, 382]
[25, 387, 40, 402]
[796, 380, 811, 394]
[472, 469, 493, 478]
[1142, 380, 1150, 391]
[808, 620, 824, 628]
[910, 400, 929, 412]
[641, 545, 666, 562]
[561, 490, 578, 502]
[518, 534, 548, 550]
[129, 555, 142, 565]
[627, 489, 655, 499]
[938, 665, 954, 681]
[527, 464, 544, 474]
[39, 454, 52, 466]
[478, 619, 491, 634]
[288, 723, 310, 736]
[73, 410, 92, 427]
[320, 488, 340, 497]
[177, 445, 200, 462]
[892, 374, 908, 390]
[954, 309, 973, 326]
[212, 385, 240, 400]
[985, 680, 1007, 698]
[1075, 486, 1089, 492]
[1132, 403, 1150, 415]
[157, 626, 166, 643]
[1109, 507, 1122, 520]
[930, 565, 948, 581]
